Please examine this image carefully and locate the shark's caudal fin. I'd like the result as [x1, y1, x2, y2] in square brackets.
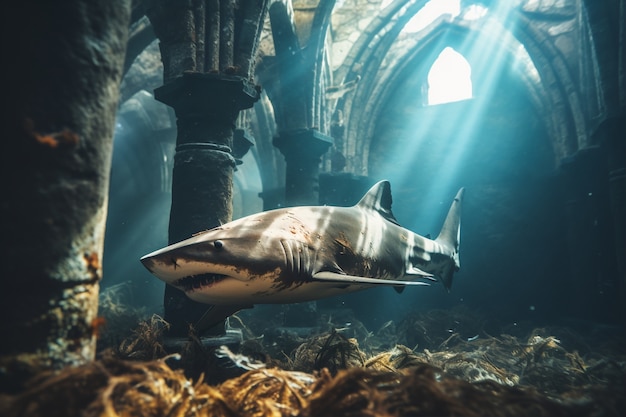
[434, 188, 465, 290]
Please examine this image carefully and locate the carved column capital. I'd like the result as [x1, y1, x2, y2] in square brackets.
[154, 72, 260, 123]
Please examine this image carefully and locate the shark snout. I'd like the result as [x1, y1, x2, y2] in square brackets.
[140, 254, 156, 272]
[140, 238, 255, 286]
[140, 251, 186, 284]
[140, 233, 230, 278]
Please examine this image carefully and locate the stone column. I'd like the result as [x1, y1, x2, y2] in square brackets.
[146, 0, 267, 336]
[154, 74, 259, 336]
[264, 0, 336, 206]
[0, 0, 131, 392]
[260, 1, 335, 325]
[274, 129, 333, 206]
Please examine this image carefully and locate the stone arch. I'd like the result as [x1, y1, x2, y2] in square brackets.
[330, 0, 431, 174]
[333, 1, 597, 175]
[343, 22, 473, 174]
[264, 0, 335, 134]
[511, 11, 587, 157]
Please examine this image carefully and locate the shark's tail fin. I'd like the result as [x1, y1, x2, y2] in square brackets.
[434, 188, 464, 290]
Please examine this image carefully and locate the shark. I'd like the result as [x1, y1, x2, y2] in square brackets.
[141, 180, 464, 331]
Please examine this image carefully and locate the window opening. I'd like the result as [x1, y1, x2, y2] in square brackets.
[427, 47, 473, 105]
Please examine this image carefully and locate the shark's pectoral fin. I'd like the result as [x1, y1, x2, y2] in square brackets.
[194, 304, 252, 334]
[312, 271, 430, 286]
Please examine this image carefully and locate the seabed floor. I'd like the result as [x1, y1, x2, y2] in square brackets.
[1, 296, 625, 417]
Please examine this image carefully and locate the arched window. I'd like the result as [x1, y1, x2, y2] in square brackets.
[427, 47, 473, 105]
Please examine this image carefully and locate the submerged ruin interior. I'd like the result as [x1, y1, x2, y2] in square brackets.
[1, 0, 625, 415]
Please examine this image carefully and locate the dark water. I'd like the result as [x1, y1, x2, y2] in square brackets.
[102, 90, 622, 336]
[102, 45, 623, 357]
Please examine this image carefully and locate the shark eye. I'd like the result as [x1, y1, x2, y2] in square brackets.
[213, 240, 224, 249]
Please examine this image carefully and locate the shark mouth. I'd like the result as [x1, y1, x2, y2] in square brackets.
[176, 273, 229, 292]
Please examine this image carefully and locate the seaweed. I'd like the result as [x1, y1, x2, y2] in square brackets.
[0, 355, 234, 417]
[291, 330, 366, 374]
[219, 368, 315, 417]
[1, 307, 624, 417]
[303, 365, 581, 417]
[115, 314, 170, 361]
[97, 282, 150, 354]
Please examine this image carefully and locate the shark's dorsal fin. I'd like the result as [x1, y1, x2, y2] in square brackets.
[356, 180, 400, 225]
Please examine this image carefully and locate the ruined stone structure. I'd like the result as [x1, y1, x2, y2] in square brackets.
[114, 0, 623, 331]
[1, 0, 623, 391]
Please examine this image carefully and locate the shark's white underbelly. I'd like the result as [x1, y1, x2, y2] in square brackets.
[184, 277, 374, 305]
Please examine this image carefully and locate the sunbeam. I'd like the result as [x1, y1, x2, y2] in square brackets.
[371, 2, 522, 234]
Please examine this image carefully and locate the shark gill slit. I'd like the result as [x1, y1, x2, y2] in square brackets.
[279, 240, 293, 276]
[280, 240, 310, 279]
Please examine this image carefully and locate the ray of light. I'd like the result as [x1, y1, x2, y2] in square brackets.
[375, 2, 519, 235]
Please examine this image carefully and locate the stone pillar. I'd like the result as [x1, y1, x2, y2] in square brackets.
[154, 74, 259, 336]
[272, 128, 332, 327]
[263, 1, 336, 206]
[274, 129, 333, 206]
[0, 0, 131, 392]
[147, 0, 267, 337]
[261, 0, 335, 326]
